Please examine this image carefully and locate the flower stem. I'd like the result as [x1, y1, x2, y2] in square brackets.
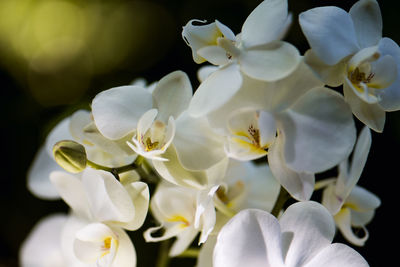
[86, 156, 147, 180]
[156, 240, 171, 267]
[176, 248, 200, 258]
[271, 186, 290, 218]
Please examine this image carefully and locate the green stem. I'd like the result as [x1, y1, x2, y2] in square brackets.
[176, 248, 200, 258]
[271, 186, 290, 218]
[156, 240, 171, 267]
[87, 155, 145, 174]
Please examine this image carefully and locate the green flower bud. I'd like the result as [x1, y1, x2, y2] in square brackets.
[53, 140, 87, 173]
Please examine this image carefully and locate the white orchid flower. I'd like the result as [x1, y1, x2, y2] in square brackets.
[61, 215, 136, 267]
[144, 183, 216, 256]
[214, 201, 369, 267]
[92, 71, 191, 161]
[183, 0, 300, 117]
[300, 0, 400, 132]
[92, 70, 226, 169]
[48, 168, 148, 266]
[207, 85, 356, 201]
[50, 168, 149, 231]
[320, 126, 381, 246]
[127, 109, 175, 161]
[196, 160, 280, 267]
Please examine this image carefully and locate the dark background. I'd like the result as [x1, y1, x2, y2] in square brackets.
[1, 0, 398, 266]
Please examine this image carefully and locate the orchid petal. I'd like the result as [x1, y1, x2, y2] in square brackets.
[197, 45, 230, 66]
[197, 65, 218, 82]
[375, 38, 400, 111]
[91, 85, 153, 140]
[241, 0, 288, 47]
[281, 87, 356, 173]
[299, 6, 359, 65]
[334, 208, 368, 246]
[337, 126, 371, 200]
[82, 169, 135, 224]
[28, 146, 63, 200]
[349, 0, 382, 48]
[343, 80, 385, 132]
[280, 201, 336, 267]
[116, 181, 149, 231]
[50, 171, 91, 219]
[152, 71, 192, 122]
[304, 243, 368, 267]
[174, 112, 226, 170]
[268, 132, 314, 201]
[304, 49, 346, 87]
[188, 63, 242, 117]
[213, 209, 284, 267]
[239, 41, 300, 81]
[20, 214, 67, 267]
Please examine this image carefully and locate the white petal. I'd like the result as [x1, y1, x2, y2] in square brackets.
[83, 122, 133, 159]
[69, 110, 91, 143]
[334, 208, 368, 246]
[27, 146, 63, 200]
[144, 224, 185, 243]
[197, 45, 230, 66]
[258, 111, 277, 147]
[227, 161, 280, 212]
[346, 186, 381, 212]
[225, 137, 268, 161]
[370, 55, 397, 89]
[280, 201, 336, 267]
[281, 87, 356, 173]
[153, 146, 208, 189]
[299, 6, 359, 65]
[304, 49, 346, 87]
[82, 169, 135, 224]
[349, 0, 382, 48]
[136, 109, 158, 140]
[20, 214, 67, 267]
[182, 20, 229, 64]
[304, 243, 368, 267]
[152, 71, 192, 122]
[174, 112, 226, 170]
[197, 65, 218, 82]
[73, 223, 117, 264]
[268, 132, 314, 202]
[241, 0, 288, 47]
[213, 209, 284, 267]
[336, 126, 371, 201]
[239, 41, 300, 81]
[151, 184, 196, 223]
[111, 227, 136, 267]
[375, 38, 400, 111]
[91, 85, 153, 140]
[343, 80, 385, 132]
[116, 181, 149, 231]
[60, 215, 89, 266]
[188, 63, 242, 117]
[50, 171, 91, 219]
[215, 20, 235, 41]
[169, 227, 199, 257]
[322, 184, 343, 215]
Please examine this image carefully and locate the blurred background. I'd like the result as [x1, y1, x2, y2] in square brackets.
[1, 0, 399, 266]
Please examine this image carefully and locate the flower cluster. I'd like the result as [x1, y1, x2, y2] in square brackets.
[21, 0, 396, 266]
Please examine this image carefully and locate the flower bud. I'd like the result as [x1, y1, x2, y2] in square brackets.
[53, 140, 87, 173]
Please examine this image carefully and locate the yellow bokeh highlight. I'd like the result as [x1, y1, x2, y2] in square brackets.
[0, 0, 175, 106]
